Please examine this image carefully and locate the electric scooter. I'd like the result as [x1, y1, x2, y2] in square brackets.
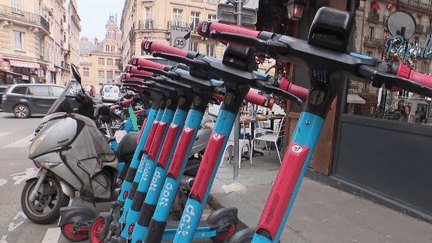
[191, 8, 432, 242]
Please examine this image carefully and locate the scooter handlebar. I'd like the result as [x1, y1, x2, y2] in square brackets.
[198, 20, 261, 39]
[279, 78, 309, 102]
[396, 62, 432, 88]
[244, 91, 274, 108]
[126, 64, 154, 76]
[130, 56, 168, 71]
[142, 39, 190, 58]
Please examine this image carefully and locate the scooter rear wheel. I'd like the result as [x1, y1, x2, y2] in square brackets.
[89, 216, 106, 243]
[61, 222, 89, 242]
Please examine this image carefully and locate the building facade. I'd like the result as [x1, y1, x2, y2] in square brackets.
[78, 15, 121, 91]
[0, 0, 80, 86]
[119, 0, 223, 67]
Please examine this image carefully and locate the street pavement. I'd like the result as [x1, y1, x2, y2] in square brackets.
[209, 147, 432, 243]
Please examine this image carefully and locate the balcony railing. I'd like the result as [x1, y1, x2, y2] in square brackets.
[399, 0, 432, 12]
[167, 20, 190, 29]
[415, 24, 424, 33]
[0, 4, 50, 33]
[138, 19, 153, 30]
[367, 11, 380, 23]
[364, 36, 385, 48]
[427, 26, 432, 35]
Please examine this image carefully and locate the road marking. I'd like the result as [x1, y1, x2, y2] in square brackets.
[41, 228, 61, 243]
[11, 168, 35, 185]
[2, 134, 33, 148]
[0, 132, 9, 138]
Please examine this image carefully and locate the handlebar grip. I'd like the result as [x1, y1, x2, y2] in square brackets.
[397, 62, 432, 88]
[279, 78, 308, 102]
[198, 20, 260, 38]
[119, 98, 135, 106]
[245, 92, 274, 108]
[212, 93, 224, 102]
[142, 39, 188, 57]
[123, 74, 145, 82]
[126, 65, 154, 76]
[130, 56, 167, 71]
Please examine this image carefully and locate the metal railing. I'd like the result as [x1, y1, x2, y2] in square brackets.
[399, 0, 432, 12]
[167, 20, 190, 29]
[138, 19, 153, 29]
[367, 11, 380, 23]
[415, 24, 424, 33]
[364, 36, 385, 48]
[0, 4, 50, 33]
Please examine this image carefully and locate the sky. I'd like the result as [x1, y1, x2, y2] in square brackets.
[76, 0, 126, 41]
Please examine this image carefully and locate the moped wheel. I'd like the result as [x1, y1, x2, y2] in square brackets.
[89, 216, 106, 243]
[61, 222, 89, 242]
[21, 177, 70, 224]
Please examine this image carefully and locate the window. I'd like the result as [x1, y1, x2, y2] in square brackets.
[12, 86, 27, 94]
[14, 31, 23, 50]
[11, 0, 23, 12]
[98, 70, 105, 82]
[115, 71, 121, 80]
[208, 0, 218, 4]
[191, 42, 199, 52]
[369, 27, 374, 39]
[107, 59, 113, 65]
[190, 12, 200, 31]
[115, 59, 120, 66]
[30, 86, 49, 96]
[83, 68, 89, 77]
[206, 44, 215, 57]
[105, 45, 110, 52]
[106, 71, 113, 81]
[173, 9, 183, 26]
[208, 14, 216, 21]
[144, 7, 153, 29]
[98, 58, 104, 65]
[50, 87, 64, 97]
[111, 45, 115, 52]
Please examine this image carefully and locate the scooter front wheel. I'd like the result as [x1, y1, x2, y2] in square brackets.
[61, 222, 89, 242]
[21, 177, 70, 224]
[89, 216, 106, 243]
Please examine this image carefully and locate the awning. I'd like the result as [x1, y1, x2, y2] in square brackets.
[347, 93, 366, 104]
[9, 60, 40, 69]
[0, 69, 24, 76]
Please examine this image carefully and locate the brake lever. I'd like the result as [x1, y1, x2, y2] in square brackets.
[375, 72, 432, 98]
[137, 66, 180, 80]
[152, 52, 209, 70]
[256, 80, 303, 106]
[210, 31, 289, 55]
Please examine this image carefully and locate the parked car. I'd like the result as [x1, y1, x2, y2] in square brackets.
[0, 85, 8, 110]
[1, 84, 65, 118]
[101, 84, 120, 102]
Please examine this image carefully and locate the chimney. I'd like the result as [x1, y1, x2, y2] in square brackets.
[94, 38, 98, 45]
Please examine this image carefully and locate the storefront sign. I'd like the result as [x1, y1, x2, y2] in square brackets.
[386, 35, 432, 62]
[9, 60, 40, 69]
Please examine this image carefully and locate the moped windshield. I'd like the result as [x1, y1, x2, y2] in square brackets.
[46, 78, 82, 115]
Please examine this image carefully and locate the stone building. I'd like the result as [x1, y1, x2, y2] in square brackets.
[78, 14, 121, 91]
[118, 0, 224, 67]
[0, 0, 81, 85]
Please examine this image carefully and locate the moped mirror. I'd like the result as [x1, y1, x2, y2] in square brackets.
[71, 64, 82, 84]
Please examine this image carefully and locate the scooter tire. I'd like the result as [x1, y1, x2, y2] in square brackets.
[211, 222, 237, 243]
[21, 177, 70, 224]
[60, 222, 89, 242]
[89, 216, 106, 243]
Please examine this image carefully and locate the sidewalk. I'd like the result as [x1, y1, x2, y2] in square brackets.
[208, 149, 432, 243]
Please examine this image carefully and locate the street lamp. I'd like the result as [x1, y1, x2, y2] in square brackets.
[287, 0, 306, 21]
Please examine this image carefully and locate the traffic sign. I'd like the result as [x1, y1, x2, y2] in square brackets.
[170, 26, 191, 50]
[216, 3, 257, 27]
